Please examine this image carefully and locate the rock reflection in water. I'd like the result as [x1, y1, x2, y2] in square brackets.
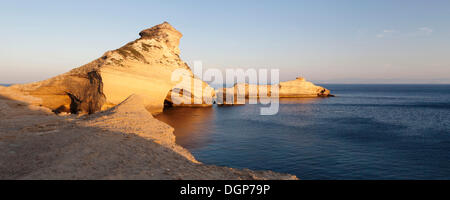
[155, 107, 216, 149]
[155, 98, 322, 150]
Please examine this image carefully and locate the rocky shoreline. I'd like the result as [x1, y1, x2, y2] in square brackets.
[0, 22, 332, 180]
[0, 87, 297, 179]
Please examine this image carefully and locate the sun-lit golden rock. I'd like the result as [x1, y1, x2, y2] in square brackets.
[216, 76, 331, 105]
[7, 22, 214, 114]
[279, 76, 331, 97]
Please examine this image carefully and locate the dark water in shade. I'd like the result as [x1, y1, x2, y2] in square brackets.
[155, 84, 450, 180]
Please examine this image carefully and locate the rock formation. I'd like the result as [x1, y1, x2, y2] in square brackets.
[7, 22, 214, 114]
[0, 22, 305, 180]
[0, 89, 298, 179]
[81, 94, 198, 162]
[279, 77, 331, 97]
[216, 77, 332, 105]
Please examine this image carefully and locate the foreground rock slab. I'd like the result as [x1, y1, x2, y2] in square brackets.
[0, 89, 297, 180]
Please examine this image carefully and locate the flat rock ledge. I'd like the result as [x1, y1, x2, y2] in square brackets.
[0, 88, 297, 180]
[216, 77, 332, 105]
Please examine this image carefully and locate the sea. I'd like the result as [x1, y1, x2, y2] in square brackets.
[156, 84, 450, 180]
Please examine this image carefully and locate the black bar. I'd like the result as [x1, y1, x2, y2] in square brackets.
[1, 180, 449, 199]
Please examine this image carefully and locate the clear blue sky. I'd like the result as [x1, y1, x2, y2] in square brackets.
[1, 0, 449, 83]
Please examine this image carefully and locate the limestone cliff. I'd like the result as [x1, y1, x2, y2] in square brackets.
[8, 22, 214, 114]
[216, 77, 331, 104]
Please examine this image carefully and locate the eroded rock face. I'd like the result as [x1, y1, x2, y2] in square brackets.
[9, 67, 106, 114]
[8, 22, 214, 114]
[216, 77, 331, 105]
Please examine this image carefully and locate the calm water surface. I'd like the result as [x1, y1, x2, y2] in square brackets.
[156, 84, 450, 179]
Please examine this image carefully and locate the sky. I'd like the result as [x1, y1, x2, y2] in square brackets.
[0, 0, 449, 84]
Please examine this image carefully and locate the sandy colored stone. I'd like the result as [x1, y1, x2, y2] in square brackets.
[8, 22, 215, 114]
[216, 77, 331, 104]
[0, 90, 297, 180]
[279, 77, 331, 97]
[0, 22, 301, 180]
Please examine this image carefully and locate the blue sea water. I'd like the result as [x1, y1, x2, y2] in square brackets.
[155, 84, 450, 180]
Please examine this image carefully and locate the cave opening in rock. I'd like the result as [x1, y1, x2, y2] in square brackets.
[164, 90, 175, 109]
[164, 99, 174, 108]
[67, 92, 82, 114]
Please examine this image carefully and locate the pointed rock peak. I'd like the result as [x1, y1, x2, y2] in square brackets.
[296, 76, 306, 81]
[139, 22, 182, 53]
[139, 22, 180, 39]
[139, 22, 181, 36]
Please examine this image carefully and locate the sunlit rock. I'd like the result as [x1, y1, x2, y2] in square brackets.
[216, 77, 332, 105]
[7, 22, 214, 114]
